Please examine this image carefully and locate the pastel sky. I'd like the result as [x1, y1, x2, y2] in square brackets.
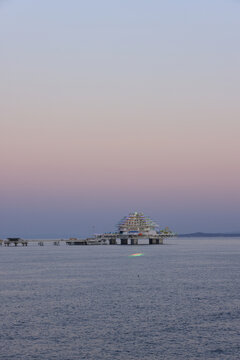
[1, 0, 240, 238]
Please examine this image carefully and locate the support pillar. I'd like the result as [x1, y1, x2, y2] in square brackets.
[149, 238, 157, 245]
[109, 238, 117, 245]
[131, 238, 138, 245]
[121, 238, 128, 245]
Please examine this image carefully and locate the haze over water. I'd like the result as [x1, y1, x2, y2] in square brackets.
[1, 238, 240, 360]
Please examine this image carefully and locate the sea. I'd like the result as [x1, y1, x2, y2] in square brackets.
[0, 238, 239, 360]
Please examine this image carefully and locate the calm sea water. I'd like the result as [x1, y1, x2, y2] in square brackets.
[0, 238, 240, 360]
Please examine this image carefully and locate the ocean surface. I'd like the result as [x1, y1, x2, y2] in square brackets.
[0, 238, 240, 360]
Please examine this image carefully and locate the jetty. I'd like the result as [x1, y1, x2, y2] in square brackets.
[3, 238, 28, 246]
[1, 238, 65, 246]
[1, 212, 175, 247]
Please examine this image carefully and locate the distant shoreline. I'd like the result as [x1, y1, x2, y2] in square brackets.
[178, 232, 240, 237]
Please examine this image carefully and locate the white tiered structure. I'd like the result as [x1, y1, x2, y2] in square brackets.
[118, 212, 159, 235]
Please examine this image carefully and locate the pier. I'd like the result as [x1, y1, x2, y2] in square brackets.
[1, 238, 65, 247]
[1, 212, 175, 247]
[66, 233, 165, 245]
[3, 238, 28, 246]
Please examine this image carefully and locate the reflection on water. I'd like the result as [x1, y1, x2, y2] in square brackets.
[0, 238, 240, 360]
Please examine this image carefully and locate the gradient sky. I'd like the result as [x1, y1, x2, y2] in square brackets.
[1, 0, 240, 238]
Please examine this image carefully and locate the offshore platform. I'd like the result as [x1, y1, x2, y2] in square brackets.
[67, 211, 175, 245]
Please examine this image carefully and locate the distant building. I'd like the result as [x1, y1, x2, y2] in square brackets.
[66, 211, 174, 245]
[118, 211, 159, 235]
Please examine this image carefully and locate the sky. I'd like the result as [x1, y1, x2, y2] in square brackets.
[1, 0, 240, 238]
